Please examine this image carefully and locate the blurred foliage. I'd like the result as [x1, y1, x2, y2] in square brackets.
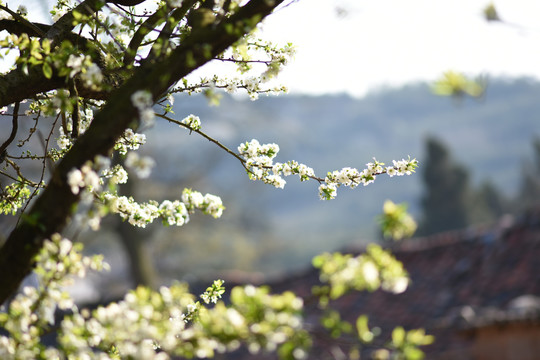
[432, 71, 485, 98]
[388, 327, 434, 360]
[378, 200, 417, 241]
[312, 244, 408, 305]
[483, 3, 501, 22]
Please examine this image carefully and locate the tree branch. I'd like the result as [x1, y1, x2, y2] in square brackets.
[123, 4, 170, 65]
[46, 0, 106, 45]
[0, 5, 46, 37]
[0, 19, 49, 38]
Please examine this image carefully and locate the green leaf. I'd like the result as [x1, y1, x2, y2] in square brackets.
[404, 347, 425, 360]
[42, 62, 53, 79]
[392, 326, 406, 348]
[72, 10, 83, 20]
[356, 315, 374, 343]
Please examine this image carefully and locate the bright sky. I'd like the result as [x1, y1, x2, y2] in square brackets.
[5, 0, 540, 97]
[260, 0, 540, 97]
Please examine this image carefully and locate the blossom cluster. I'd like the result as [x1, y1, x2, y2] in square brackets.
[181, 280, 226, 323]
[223, 36, 296, 100]
[181, 114, 201, 130]
[238, 139, 417, 200]
[67, 162, 101, 196]
[158, 199, 189, 227]
[0, 234, 108, 359]
[114, 128, 147, 155]
[102, 188, 224, 228]
[200, 279, 226, 305]
[64, 53, 103, 88]
[55, 281, 308, 359]
[101, 164, 129, 185]
[103, 193, 161, 227]
[58, 285, 193, 359]
[16, 5, 27, 16]
[318, 158, 418, 200]
[172, 33, 295, 101]
[238, 139, 313, 189]
[214, 285, 308, 358]
[272, 160, 316, 182]
[181, 188, 225, 219]
[125, 151, 155, 179]
[131, 90, 155, 127]
[179, 76, 289, 101]
[386, 158, 418, 177]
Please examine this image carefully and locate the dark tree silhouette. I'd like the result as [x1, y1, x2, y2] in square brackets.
[418, 136, 471, 236]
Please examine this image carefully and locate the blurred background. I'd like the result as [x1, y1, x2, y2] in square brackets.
[1, 0, 539, 303]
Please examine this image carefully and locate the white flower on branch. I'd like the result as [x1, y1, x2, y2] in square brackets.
[181, 114, 201, 130]
[125, 152, 155, 179]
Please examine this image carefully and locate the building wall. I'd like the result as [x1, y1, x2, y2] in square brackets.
[471, 323, 540, 360]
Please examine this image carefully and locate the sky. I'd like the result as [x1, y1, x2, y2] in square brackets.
[260, 0, 540, 97]
[4, 0, 540, 97]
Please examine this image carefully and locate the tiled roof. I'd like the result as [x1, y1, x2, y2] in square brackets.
[262, 210, 540, 358]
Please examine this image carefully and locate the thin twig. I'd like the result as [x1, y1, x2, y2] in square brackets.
[86, 4, 128, 54]
[217, 57, 273, 65]
[0, 169, 38, 186]
[70, 81, 80, 138]
[0, 102, 20, 162]
[4, 159, 40, 187]
[156, 113, 328, 182]
[171, 83, 279, 94]
[156, 113, 248, 167]
[16, 116, 60, 224]
[112, 4, 153, 18]
[17, 109, 40, 148]
[7, 154, 47, 160]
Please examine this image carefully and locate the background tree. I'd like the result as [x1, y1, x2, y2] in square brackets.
[418, 136, 471, 236]
[469, 179, 508, 224]
[517, 137, 540, 210]
[418, 135, 512, 236]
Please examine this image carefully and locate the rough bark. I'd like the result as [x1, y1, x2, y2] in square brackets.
[0, 0, 283, 304]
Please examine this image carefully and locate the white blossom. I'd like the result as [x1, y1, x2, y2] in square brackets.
[131, 90, 153, 110]
[17, 5, 28, 16]
[67, 169, 84, 195]
[167, 0, 183, 7]
[66, 54, 85, 78]
[115, 128, 146, 155]
[318, 183, 337, 200]
[181, 114, 201, 130]
[80, 63, 103, 87]
[140, 108, 155, 127]
[57, 135, 72, 150]
[102, 164, 128, 185]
